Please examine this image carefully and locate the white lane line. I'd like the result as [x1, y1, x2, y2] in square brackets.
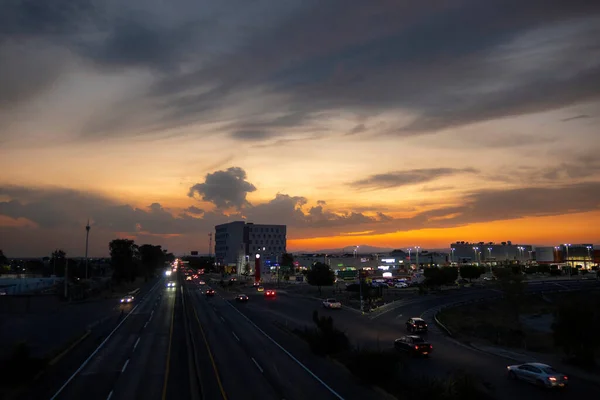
[49, 278, 163, 400]
[232, 331, 240, 341]
[144, 322, 149, 328]
[106, 390, 114, 400]
[133, 337, 140, 350]
[121, 359, 130, 372]
[251, 357, 264, 373]
[226, 302, 345, 400]
[220, 316, 225, 322]
[553, 282, 569, 289]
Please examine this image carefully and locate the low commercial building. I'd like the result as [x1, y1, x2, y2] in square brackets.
[450, 241, 533, 264]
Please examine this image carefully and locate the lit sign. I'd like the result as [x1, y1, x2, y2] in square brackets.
[378, 265, 390, 270]
[361, 258, 368, 262]
[382, 272, 392, 278]
[381, 258, 395, 263]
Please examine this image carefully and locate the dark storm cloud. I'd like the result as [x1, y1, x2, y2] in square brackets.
[351, 168, 478, 190]
[188, 167, 257, 210]
[137, 0, 600, 139]
[3, 0, 596, 140]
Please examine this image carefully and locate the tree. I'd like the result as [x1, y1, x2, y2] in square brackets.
[51, 249, 67, 276]
[109, 239, 139, 283]
[424, 267, 457, 287]
[139, 244, 166, 281]
[459, 265, 484, 282]
[280, 252, 294, 273]
[0, 249, 7, 266]
[242, 262, 251, 276]
[553, 293, 600, 367]
[306, 262, 335, 294]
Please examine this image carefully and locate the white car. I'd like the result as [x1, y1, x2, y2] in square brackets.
[322, 298, 342, 309]
[395, 282, 408, 288]
[166, 281, 176, 287]
[198, 280, 206, 285]
[507, 363, 568, 388]
[120, 295, 135, 303]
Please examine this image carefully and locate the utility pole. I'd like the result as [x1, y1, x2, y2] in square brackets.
[85, 219, 91, 279]
[64, 262, 68, 300]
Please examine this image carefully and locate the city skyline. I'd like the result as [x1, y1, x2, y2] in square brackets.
[1, 1, 600, 257]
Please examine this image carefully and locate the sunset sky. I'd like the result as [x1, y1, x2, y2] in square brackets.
[1, 1, 599, 257]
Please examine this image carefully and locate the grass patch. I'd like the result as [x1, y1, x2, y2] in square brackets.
[0, 342, 46, 388]
[437, 294, 563, 352]
[294, 311, 494, 399]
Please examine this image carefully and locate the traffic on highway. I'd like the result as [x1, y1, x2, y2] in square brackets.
[15, 263, 600, 400]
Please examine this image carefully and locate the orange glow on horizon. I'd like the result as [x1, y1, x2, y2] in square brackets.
[288, 210, 600, 251]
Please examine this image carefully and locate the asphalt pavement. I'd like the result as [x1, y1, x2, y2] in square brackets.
[187, 280, 382, 400]
[227, 279, 600, 400]
[48, 278, 169, 400]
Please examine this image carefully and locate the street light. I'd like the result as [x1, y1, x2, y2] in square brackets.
[564, 244, 571, 277]
[586, 245, 592, 270]
[472, 246, 479, 265]
[450, 247, 455, 265]
[407, 248, 412, 267]
[415, 246, 421, 268]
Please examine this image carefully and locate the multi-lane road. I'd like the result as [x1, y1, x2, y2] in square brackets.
[20, 275, 600, 400]
[31, 273, 382, 400]
[219, 278, 600, 400]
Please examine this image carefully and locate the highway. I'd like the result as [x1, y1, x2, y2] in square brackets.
[225, 278, 600, 400]
[39, 273, 382, 400]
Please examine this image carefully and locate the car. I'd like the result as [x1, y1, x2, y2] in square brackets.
[120, 295, 135, 303]
[406, 317, 428, 333]
[322, 298, 342, 309]
[253, 281, 260, 287]
[265, 289, 276, 297]
[205, 288, 215, 297]
[186, 276, 192, 281]
[236, 294, 249, 302]
[257, 286, 265, 292]
[483, 276, 497, 281]
[507, 363, 568, 388]
[166, 281, 176, 287]
[395, 282, 408, 288]
[198, 280, 205, 285]
[394, 335, 433, 357]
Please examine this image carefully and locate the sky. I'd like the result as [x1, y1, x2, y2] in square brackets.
[1, 0, 600, 257]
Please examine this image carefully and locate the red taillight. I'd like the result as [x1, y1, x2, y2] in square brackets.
[564, 376, 568, 380]
[430, 345, 433, 348]
[414, 345, 419, 350]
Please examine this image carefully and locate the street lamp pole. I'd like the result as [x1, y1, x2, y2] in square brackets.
[564, 244, 570, 277]
[415, 246, 420, 269]
[586, 246, 592, 270]
[85, 219, 91, 279]
[407, 248, 412, 267]
[472, 246, 479, 265]
[451, 247, 455, 265]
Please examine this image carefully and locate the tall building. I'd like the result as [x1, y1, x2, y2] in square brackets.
[214, 221, 287, 268]
[450, 241, 533, 264]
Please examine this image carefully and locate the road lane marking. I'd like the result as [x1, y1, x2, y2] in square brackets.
[49, 278, 163, 400]
[251, 357, 264, 373]
[121, 359, 130, 372]
[144, 321, 149, 328]
[220, 316, 225, 322]
[553, 282, 569, 290]
[133, 337, 140, 350]
[192, 306, 228, 399]
[226, 303, 345, 400]
[232, 331, 240, 341]
[161, 286, 176, 400]
[106, 390, 114, 400]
